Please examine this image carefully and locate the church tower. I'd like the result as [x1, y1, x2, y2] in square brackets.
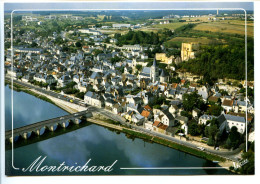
[150, 57, 156, 83]
[160, 69, 168, 83]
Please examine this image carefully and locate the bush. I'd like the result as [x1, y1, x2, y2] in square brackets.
[207, 137, 215, 146]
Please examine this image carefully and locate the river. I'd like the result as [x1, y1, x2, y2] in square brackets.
[5, 85, 233, 175]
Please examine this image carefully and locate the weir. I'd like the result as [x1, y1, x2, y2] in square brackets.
[5, 110, 93, 143]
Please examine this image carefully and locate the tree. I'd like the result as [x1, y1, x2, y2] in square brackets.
[31, 42, 37, 47]
[219, 89, 228, 96]
[204, 118, 219, 145]
[136, 64, 142, 71]
[75, 41, 82, 48]
[207, 104, 222, 116]
[183, 92, 206, 112]
[238, 150, 254, 174]
[181, 110, 192, 120]
[225, 126, 241, 149]
[188, 122, 201, 136]
[110, 56, 121, 64]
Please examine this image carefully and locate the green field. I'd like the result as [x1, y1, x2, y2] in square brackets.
[165, 36, 225, 48]
[193, 21, 254, 37]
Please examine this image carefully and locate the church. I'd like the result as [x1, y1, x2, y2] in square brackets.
[138, 57, 168, 83]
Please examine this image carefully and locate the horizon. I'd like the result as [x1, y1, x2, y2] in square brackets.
[4, 2, 254, 12]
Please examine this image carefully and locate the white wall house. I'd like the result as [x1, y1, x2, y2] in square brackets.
[84, 91, 103, 108]
[198, 114, 217, 125]
[217, 114, 246, 134]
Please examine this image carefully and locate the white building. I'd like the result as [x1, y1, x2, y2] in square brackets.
[198, 114, 217, 125]
[217, 114, 246, 134]
[112, 24, 131, 29]
[78, 29, 101, 35]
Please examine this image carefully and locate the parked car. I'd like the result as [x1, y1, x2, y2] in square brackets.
[197, 147, 205, 151]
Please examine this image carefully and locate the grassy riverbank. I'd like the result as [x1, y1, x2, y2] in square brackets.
[121, 128, 226, 162]
[92, 116, 226, 162]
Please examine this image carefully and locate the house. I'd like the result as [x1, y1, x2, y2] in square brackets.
[233, 100, 247, 113]
[169, 104, 178, 116]
[125, 110, 134, 122]
[222, 99, 233, 112]
[192, 108, 201, 119]
[159, 70, 168, 83]
[22, 72, 35, 82]
[89, 72, 102, 85]
[157, 123, 168, 134]
[105, 98, 117, 109]
[248, 131, 255, 142]
[198, 86, 209, 101]
[141, 109, 152, 120]
[144, 121, 153, 130]
[217, 114, 246, 134]
[77, 82, 88, 92]
[140, 78, 150, 89]
[132, 113, 145, 125]
[7, 67, 22, 78]
[57, 75, 71, 87]
[175, 116, 189, 135]
[166, 126, 177, 136]
[112, 103, 123, 114]
[152, 121, 161, 131]
[84, 91, 103, 108]
[161, 110, 175, 126]
[198, 114, 217, 125]
[45, 75, 56, 84]
[164, 89, 175, 98]
[208, 96, 220, 104]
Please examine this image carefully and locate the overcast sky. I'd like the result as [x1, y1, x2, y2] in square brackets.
[5, 2, 254, 11]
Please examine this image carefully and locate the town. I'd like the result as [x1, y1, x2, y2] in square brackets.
[4, 10, 254, 174]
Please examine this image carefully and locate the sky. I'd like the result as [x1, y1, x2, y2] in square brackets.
[4, 2, 254, 11]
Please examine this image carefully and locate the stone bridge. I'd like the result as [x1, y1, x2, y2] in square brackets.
[5, 110, 93, 143]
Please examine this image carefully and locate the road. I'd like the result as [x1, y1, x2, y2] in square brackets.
[5, 76, 242, 161]
[6, 76, 84, 106]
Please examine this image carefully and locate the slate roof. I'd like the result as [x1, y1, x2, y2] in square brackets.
[217, 114, 246, 124]
[142, 67, 151, 74]
[90, 72, 101, 79]
[162, 110, 174, 120]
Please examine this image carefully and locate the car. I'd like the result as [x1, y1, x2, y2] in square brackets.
[60, 117, 64, 120]
[215, 147, 219, 150]
[70, 99, 73, 103]
[197, 147, 205, 151]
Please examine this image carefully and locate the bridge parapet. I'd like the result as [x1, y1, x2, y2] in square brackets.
[5, 110, 93, 143]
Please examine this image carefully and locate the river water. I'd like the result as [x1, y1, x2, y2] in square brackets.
[5, 85, 233, 175]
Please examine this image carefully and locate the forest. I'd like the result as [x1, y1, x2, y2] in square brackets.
[178, 38, 254, 81]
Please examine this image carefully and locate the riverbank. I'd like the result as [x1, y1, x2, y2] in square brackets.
[5, 80, 78, 113]
[5, 80, 55, 106]
[91, 116, 228, 164]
